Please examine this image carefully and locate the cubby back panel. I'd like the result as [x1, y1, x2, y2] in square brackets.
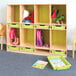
[26, 29, 34, 43]
[14, 6, 20, 22]
[42, 30, 50, 44]
[38, 5, 50, 23]
[20, 29, 26, 44]
[26, 5, 34, 14]
[52, 30, 66, 45]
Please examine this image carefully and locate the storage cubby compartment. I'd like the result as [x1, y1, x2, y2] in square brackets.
[51, 30, 66, 50]
[36, 29, 50, 49]
[7, 5, 20, 23]
[8, 45, 20, 50]
[36, 24, 50, 29]
[20, 28, 34, 48]
[51, 25, 66, 30]
[51, 5, 66, 24]
[51, 50, 66, 54]
[35, 5, 50, 24]
[35, 49, 50, 55]
[21, 24, 34, 28]
[21, 47, 34, 52]
[20, 5, 34, 23]
[8, 23, 20, 28]
[8, 28, 20, 45]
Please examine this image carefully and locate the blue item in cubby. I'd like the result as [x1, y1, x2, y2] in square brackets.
[23, 19, 31, 23]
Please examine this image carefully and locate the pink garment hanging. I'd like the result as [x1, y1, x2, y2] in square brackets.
[9, 28, 16, 39]
[36, 29, 43, 46]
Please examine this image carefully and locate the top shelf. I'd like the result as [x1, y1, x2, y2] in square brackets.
[7, 4, 66, 25]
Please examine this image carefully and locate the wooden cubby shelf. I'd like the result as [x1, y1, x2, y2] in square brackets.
[51, 5, 66, 24]
[20, 5, 34, 23]
[7, 27, 20, 46]
[20, 28, 34, 48]
[34, 5, 50, 24]
[7, 5, 20, 23]
[51, 30, 66, 50]
[35, 29, 50, 49]
[7, 4, 67, 57]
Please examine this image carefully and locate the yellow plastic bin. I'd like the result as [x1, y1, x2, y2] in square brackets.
[22, 24, 34, 28]
[8, 23, 20, 27]
[21, 47, 34, 52]
[51, 50, 66, 54]
[36, 25, 49, 29]
[51, 25, 66, 30]
[8, 46, 20, 50]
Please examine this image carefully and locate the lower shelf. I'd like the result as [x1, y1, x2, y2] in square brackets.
[35, 49, 50, 56]
[35, 46, 50, 50]
[20, 49, 50, 56]
[20, 43, 34, 48]
[7, 47, 67, 57]
[51, 44, 66, 51]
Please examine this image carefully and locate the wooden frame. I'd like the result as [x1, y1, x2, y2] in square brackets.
[6, 4, 67, 57]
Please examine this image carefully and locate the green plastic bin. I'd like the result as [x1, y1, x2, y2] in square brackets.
[47, 56, 71, 70]
[22, 24, 34, 28]
[51, 50, 66, 54]
[8, 23, 20, 27]
[8, 46, 20, 50]
[51, 25, 66, 30]
[21, 47, 34, 52]
[36, 25, 49, 29]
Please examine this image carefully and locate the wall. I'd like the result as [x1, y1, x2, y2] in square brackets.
[0, 0, 76, 50]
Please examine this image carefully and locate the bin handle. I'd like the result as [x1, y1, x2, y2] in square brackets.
[56, 50, 61, 52]
[12, 23, 16, 25]
[56, 25, 61, 27]
[40, 25, 45, 26]
[26, 47, 31, 49]
[11, 46, 16, 47]
[24, 24, 30, 25]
